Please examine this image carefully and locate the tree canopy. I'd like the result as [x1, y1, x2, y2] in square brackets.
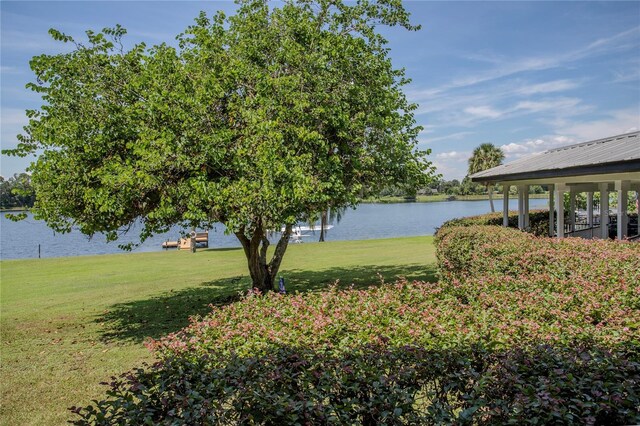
[5, 0, 436, 291]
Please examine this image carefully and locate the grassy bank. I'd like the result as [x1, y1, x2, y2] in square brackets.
[0, 236, 436, 425]
[363, 193, 549, 203]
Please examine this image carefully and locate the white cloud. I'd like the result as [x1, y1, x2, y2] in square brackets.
[611, 58, 640, 84]
[410, 76, 588, 130]
[421, 95, 589, 129]
[425, 132, 474, 144]
[500, 135, 575, 159]
[517, 79, 579, 95]
[0, 29, 68, 53]
[435, 150, 471, 161]
[411, 25, 638, 102]
[1, 66, 23, 75]
[583, 26, 640, 53]
[492, 109, 639, 164]
[514, 97, 583, 114]
[409, 24, 640, 180]
[430, 160, 467, 181]
[422, 57, 557, 97]
[555, 108, 640, 141]
[464, 106, 503, 119]
[128, 29, 176, 42]
[612, 69, 640, 83]
[501, 142, 529, 154]
[417, 125, 437, 136]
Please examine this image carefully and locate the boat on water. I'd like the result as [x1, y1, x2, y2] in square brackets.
[281, 224, 334, 243]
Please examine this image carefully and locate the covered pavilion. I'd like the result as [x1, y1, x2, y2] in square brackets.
[471, 131, 640, 240]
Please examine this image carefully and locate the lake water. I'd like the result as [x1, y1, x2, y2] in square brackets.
[0, 198, 548, 260]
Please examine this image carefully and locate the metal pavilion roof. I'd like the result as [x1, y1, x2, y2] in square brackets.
[471, 131, 640, 183]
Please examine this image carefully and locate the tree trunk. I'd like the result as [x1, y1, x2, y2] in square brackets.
[190, 227, 196, 253]
[319, 210, 327, 242]
[235, 224, 292, 293]
[488, 184, 495, 213]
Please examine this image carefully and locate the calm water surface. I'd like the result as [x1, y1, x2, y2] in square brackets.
[1, 199, 547, 260]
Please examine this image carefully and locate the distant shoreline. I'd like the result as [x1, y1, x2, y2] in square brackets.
[0, 207, 29, 213]
[361, 193, 549, 204]
[1, 194, 550, 212]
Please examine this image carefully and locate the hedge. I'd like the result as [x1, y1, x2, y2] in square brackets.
[441, 210, 639, 238]
[439, 209, 551, 236]
[435, 225, 639, 292]
[71, 223, 640, 424]
[72, 343, 639, 425]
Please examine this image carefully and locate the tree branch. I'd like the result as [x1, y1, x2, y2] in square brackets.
[268, 224, 292, 277]
[260, 235, 270, 263]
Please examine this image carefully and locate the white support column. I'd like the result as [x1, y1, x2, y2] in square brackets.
[586, 192, 594, 227]
[524, 185, 530, 230]
[616, 180, 629, 240]
[503, 184, 509, 227]
[599, 183, 609, 239]
[517, 185, 525, 230]
[569, 189, 576, 233]
[555, 186, 565, 239]
[548, 184, 555, 237]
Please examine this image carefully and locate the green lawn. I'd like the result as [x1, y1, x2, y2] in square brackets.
[0, 236, 437, 425]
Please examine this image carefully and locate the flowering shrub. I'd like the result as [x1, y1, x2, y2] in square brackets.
[72, 223, 640, 424]
[436, 226, 639, 345]
[436, 224, 640, 279]
[141, 272, 637, 360]
[439, 209, 551, 236]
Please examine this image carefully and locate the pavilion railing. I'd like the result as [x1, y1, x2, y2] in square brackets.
[556, 214, 638, 239]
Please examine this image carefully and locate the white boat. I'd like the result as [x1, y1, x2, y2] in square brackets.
[281, 224, 334, 243]
[281, 224, 334, 233]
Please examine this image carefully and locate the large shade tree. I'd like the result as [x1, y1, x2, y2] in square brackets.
[5, 0, 436, 292]
[468, 143, 505, 212]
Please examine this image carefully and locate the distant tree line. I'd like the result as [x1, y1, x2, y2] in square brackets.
[0, 173, 36, 209]
[422, 177, 486, 196]
[1, 171, 552, 210]
[380, 178, 546, 198]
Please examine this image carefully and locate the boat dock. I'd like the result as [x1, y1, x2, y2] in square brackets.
[162, 231, 209, 249]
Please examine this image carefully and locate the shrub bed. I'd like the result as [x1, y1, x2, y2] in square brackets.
[435, 225, 639, 284]
[72, 225, 640, 424]
[72, 343, 639, 425]
[439, 209, 551, 236]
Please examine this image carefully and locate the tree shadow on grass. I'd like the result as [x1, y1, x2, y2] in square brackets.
[97, 263, 438, 344]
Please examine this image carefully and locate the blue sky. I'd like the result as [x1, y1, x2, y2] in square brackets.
[2, 1, 639, 180]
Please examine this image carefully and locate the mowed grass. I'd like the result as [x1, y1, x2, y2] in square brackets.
[1, 236, 437, 425]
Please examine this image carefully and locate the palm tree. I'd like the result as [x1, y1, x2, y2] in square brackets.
[307, 206, 347, 242]
[468, 143, 505, 212]
[320, 206, 347, 242]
